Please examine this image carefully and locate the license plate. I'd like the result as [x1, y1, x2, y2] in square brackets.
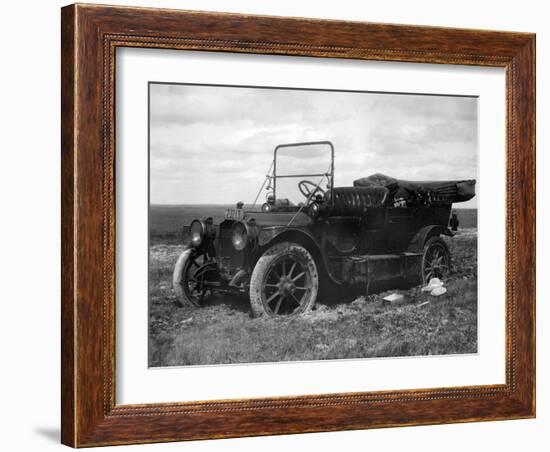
[225, 208, 244, 220]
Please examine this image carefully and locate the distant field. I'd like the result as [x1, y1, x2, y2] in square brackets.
[149, 204, 477, 245]
[150, 204, 232, 245]
[453, 208, 477, 229]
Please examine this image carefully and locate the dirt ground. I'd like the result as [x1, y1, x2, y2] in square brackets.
[149, 228, 478, 367]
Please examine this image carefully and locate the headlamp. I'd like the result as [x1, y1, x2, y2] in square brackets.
[231, 222, 248, 251]
[189, 220, 204, 247]
[231, 220, 257, 251]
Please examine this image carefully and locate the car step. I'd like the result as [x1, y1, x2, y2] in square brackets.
[344, 252, 421, 262]
[339, 252, 422, 284]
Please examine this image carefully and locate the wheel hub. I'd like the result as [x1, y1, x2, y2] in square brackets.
[278, 276, 296, 295]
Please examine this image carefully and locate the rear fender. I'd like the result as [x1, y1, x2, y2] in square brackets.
[407, 225, 451, 253]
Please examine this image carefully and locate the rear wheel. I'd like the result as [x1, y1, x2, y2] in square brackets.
[249, 242, 319, 317]
[421, 236, 450, 283]
[172, 248, 212, 307]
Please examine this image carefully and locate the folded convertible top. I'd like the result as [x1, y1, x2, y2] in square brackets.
[353, 173, 476, 204]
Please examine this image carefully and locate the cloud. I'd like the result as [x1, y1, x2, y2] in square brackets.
[149, 83, 331, 128]
[149, 83, 478, 207]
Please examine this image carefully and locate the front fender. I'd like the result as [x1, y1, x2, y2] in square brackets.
[258, 226, 297, 247]
[257, 227, 342, 285]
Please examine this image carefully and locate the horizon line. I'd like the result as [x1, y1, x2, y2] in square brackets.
[150, 203, 478, 208]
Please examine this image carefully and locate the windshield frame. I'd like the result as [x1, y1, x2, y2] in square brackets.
[272, 141, 335, 205]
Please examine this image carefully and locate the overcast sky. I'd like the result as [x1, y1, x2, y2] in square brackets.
[149, 83, 478, 208]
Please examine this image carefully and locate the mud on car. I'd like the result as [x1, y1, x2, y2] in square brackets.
[173, 141, 476, 317]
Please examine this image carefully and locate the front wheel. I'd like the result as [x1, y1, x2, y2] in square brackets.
[173, 248, 212, 308]
[249, 242, 319, 317]
[421, 236, 450, 283]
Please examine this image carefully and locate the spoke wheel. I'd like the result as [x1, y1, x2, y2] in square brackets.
[421, 237, 451, 284]
[173, 248, 211, 308]
[249, 242, 319, 317]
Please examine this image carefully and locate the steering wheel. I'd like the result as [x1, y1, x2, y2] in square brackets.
[298, 180, 326, 200]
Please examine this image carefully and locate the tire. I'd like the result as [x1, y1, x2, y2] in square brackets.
[249, 242, 319, 317]
[172, 248, 210, 308]
[421, 236, 451, 284]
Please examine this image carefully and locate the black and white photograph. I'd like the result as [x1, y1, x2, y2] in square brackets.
[148, 82, 478, 367]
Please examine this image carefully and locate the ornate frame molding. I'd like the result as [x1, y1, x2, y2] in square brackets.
[61, 4, 535, 447]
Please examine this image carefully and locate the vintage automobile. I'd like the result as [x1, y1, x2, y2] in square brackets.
[173, 141, 476, 317]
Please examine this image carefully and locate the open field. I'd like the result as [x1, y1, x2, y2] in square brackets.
[149, 214, 478, 367]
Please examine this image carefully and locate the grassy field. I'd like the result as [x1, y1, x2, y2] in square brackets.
[148, 210, 478, 366]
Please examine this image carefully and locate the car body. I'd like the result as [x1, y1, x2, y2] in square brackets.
[173, 141, 476, 316]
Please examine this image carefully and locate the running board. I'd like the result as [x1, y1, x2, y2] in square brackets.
[338, 252, 422, 285]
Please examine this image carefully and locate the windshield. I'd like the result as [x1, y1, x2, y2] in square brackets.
[271, 141, 334, 206]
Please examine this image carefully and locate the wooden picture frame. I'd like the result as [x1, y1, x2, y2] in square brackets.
[61, 3, 535, 447]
